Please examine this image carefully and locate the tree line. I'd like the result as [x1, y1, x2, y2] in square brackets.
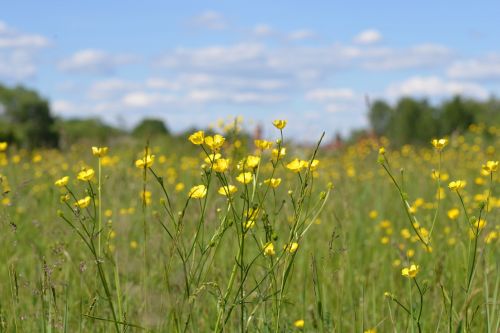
[368, 96, 499, 146]
[0, 83, 498, 149]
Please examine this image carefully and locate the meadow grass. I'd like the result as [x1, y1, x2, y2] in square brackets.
[0, 121, 498, 332]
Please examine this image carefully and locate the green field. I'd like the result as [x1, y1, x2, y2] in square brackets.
[0, 121, 498, 332]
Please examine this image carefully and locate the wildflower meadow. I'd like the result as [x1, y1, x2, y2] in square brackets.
[0, 120, 498, 332]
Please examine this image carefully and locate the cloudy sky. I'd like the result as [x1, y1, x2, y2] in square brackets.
[2, 1, 500, 140]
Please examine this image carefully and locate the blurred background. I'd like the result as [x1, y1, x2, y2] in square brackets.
[1, 0, 499, 148]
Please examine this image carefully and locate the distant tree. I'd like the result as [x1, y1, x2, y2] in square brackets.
[439, 96, 476, 135]
[388, 98, 438, 146]
[57, 118, 124, 148]
[132, 118, 170, 138]
[369, 100, 393, 136]
[0, 84, 59, 148]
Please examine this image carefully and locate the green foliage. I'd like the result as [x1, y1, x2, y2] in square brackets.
[0, 84, 59, 148]
[57, 118, 124, 148]
[369, 95, 500, 146]
[132, 118, 170, 138]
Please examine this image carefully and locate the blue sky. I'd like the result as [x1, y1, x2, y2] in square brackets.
[1, 1, 500, 140]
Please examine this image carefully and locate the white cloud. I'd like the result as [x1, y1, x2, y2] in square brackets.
[386, 76, 489, 99]
[288, 29, 316, 41]
[145, 78, 180, 90]
[52, 100, 75, 115]
[354, 29, 382, 44]
[185, 89, 285, 104]
[58, 49, 137, 74]
[362, 44, 452, 70]
[190, 11, 226, 30]
[122, 91, 176, 108]
[156, 43, 264, 70]
[447, 54, 500, 80]
[0, 21, 50, 81]
[305, 88, 355, 102]
[253, 24, 273, 37]
[0, 50, 37, 80]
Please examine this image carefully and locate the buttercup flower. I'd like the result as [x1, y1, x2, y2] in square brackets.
[188, 185, 207, 199]
[75, 196, 91, 209]
[135, 154, 155, 168]
[431, 138, 448, 151]
[286, 158, 307, 172]
[448, 180, 466, 191]
[308, 159, 320, 171]
[218, 185, 237, 196]
[0, 142, 7, 152]
[263, 242, 275, 256]
[293, 319, 304, 328]
[204, 153, 221, 164]
[264, 178, 281, 188]
[285, 242, 299, 253]
[401, 264, 419, 278]
[213, 158, 230, 173]
[254, 139, 272, 150]
[447, 208, 460, 220]
[77, 168, 95, 181]
[188, 130, 205, 145]
[273, 119, 287, 129]
[54, 176, 69, 187]
[204, 134, 225, 151]
[92, 146, 108, 157]
[236, 172, 253, 184]
[482, 160, 498, 173]
[272, 147, 286, 160]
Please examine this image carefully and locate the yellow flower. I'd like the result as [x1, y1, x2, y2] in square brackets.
[401, 264, 419, 278]
[293, 319, 305, 328]
[447, 208, 460, 220]
[0, 142, 7, 152]
[244, 220, 255, 230]
[243, 155, 260, 169]
[135, 154, 155, 168]
[286, 158, 307, 172]
[204, 153, 221, 164]
[369, 210, 378, 219]
[401, 228, 411, 239]
[140, 190, 152, 205]
[264, 178, 281, 188]
[284, 242, 299, 253]
[431, 138, 448, 150]
[272, 147, 286, 160]
[308, 159, 320, 171]
[92, 146, 108, 157]
[473, 218, 487, 230]
[218, 185, 237, 196]
[364, 329, 376, 333]
[175, 182, 185, 192]
[188, 130, 205, 145]
[448, 180, 466, 191]
[254, 139, 272, 150]
[263, 242, 275, 256]
[482, 160, 498, 173]
[378, 147, 385, 155]
[75, 196, 91, 209]
[204, 134, 225, 151]
[236, 172, 253, 184]
[188, 185, 207, 199]
[77, 168, 95, 181]
[130, 240, 138, 249]
[273, 119, 287, 129]
[485, 231, 498, 244]
[213, 158, 230, 173]
[54, 176, 69, 187]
